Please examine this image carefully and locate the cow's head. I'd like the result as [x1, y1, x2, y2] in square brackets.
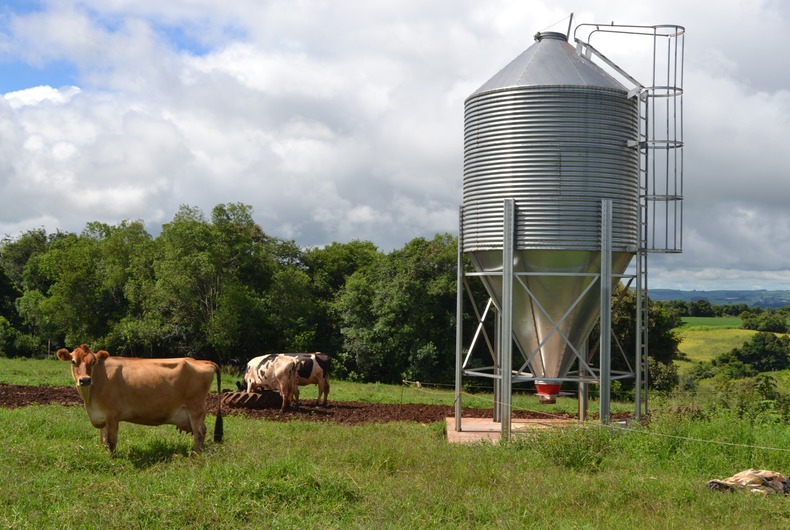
[57, 344, 109, 390]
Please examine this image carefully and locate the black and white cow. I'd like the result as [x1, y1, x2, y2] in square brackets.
[289, 352, 331, 406]
[242, 354, 299, 411]
[240, 352, 331, 406]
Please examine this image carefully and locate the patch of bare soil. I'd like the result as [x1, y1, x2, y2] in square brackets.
[0, 382, 83, 408]
[213, 394, 576, 425]
[2, 383, 614, 424]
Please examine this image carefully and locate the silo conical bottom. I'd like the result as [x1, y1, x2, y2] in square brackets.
[469, 249, 634, 401]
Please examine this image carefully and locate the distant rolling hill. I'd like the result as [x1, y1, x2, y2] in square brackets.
[649, 289, 790, 308]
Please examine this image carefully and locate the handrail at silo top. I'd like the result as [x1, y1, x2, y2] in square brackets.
[574, 38, 643, 90]
[573, 23, 685, 43]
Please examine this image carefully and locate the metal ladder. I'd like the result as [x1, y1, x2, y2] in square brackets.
[575, 24, 685, 418]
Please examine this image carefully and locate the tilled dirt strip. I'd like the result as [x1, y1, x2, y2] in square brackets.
[1, 383, 578, 425]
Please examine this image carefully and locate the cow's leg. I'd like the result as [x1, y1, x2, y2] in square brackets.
[191, 421, 207, 453]
[292, 384, 300, 409]
[186, 403, 208, 453]
[188, 417, 207, 453]
[319, 379, 330, 406]
[279, 388, 288, 412]
[104, 418, 119, 454]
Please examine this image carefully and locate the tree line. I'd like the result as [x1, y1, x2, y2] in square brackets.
[0, 202, 681, 387]
[659, 299, 790, 333]
[0, 203, 468, 383]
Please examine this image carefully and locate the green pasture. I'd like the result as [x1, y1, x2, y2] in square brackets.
[675, 327, 756, 364]
[3, 399, 789, 528]
[674, 316, 755, 373]
[2, 356, 790, 528]
[679, 316, 743, 329]
[672, 317, 790, 396]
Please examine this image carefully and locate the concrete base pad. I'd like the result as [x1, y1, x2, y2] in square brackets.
[446, 417, 578, 444]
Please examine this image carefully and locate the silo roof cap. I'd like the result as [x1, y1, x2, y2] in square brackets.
[534, 31, 567, 41]
[469, 29, 627, 97]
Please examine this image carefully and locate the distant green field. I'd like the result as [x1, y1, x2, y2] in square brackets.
[675, 327, 754, 365]
[674, 319, 790, 390]
[679, 316, 742, 329]
[674, 316, 749, 365]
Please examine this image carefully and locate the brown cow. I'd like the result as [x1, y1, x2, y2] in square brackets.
[57, 344, 223, 454]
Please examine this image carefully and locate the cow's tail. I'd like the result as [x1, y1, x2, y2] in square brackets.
[214, 365, 224, 443]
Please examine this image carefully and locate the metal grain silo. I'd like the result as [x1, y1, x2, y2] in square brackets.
[461, 31, 639, 403]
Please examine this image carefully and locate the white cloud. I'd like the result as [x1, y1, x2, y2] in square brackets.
[0, 1, 787, 290]
[4, 85, 81, 108]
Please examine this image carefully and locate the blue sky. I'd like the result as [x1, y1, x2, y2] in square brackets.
[0, 59, 77, 92]
[1, 0, 789, 291]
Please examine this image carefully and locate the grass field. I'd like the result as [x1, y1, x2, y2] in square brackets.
[673, 317, 754, 376]
[673, 317, 788, 381]
[679, 316, 743, 329]
[2, 357, 790, 528]
[676, 327, 756, 364]
[3, 403, 788, 529]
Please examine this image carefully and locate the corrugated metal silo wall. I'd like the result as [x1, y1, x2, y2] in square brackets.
[462, 85, 639, 252]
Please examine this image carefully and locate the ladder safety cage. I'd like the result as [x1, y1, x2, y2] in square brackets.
[573, 23, 685, 255]
[573, 23, 685, 417]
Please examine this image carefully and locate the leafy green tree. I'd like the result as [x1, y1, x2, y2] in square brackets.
[711, 350, 758, 379]
[588, 284, 681, 392]
[265, 267, 316, 352]
[660, 299, 688, 317]
[86, 220, 162, 356]
[14, 222, 155, 350]
[14, 289, 56, 352]
[688, 361, 715, 381]
[688, 299, 715, 317]
[658, 300, 686, 327]
[33, 233, 112, 345]
[150, 205, 230, 358]
[304, 240, 381, 354]
[332, 265, 379, 380]
[732, 332, 790, 372]
[741, 309, 788, 333]
[0, 228, 48, 291]
[0, 316, 18, 357]
[0, 229, 56, 353]
[722, 303, 750, 316]
[205, 282, 268, 361]
[143, 204, 276, 362]
[755, 373, 779, 401]
[0, 267, 19, 326]
[90, 220, 153, 314]
[647, 356, 679, 394]
[694, 332, 789, 384]
[334, 234, 458, 383]
[606, 284, 680, 365]
[205, 204, 276, 359]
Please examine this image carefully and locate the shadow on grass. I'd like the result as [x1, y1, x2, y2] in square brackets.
[124, 438, 193, 468]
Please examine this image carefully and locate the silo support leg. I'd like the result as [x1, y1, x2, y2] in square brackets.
[500, 199, 515, 440]
[599, 199, 613, 424]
